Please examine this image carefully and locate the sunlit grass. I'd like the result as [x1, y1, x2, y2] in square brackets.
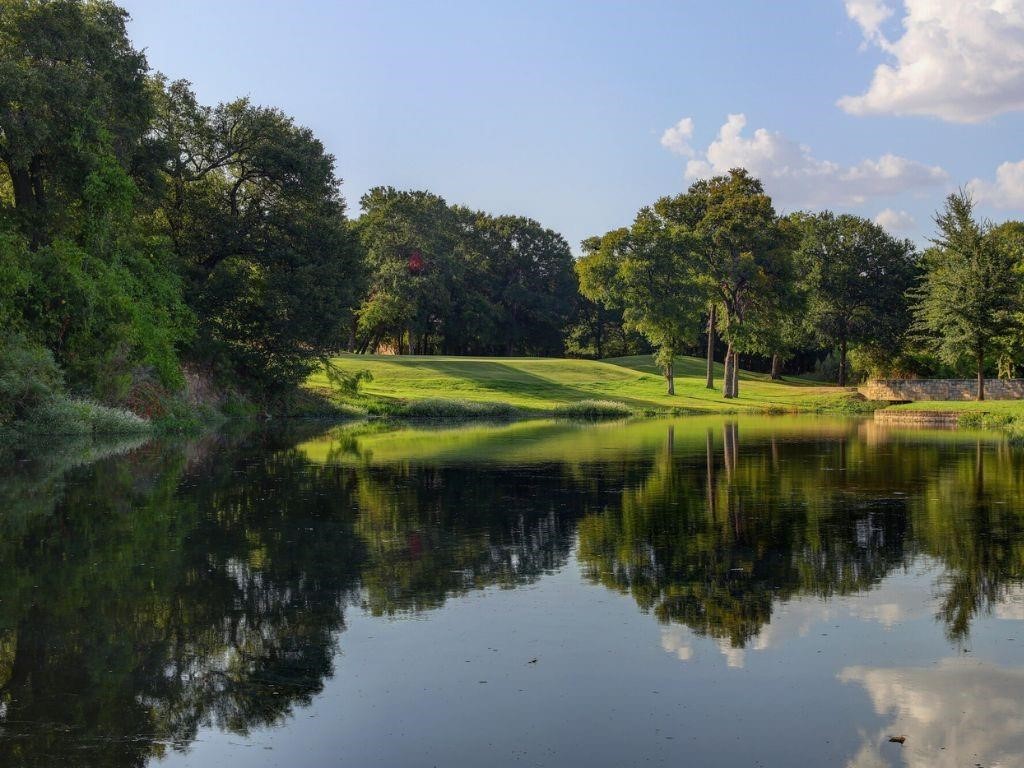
[306, 353, 869, 416]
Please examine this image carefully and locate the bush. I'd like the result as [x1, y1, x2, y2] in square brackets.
[552, 399, 633, 419]
[396, 398, 521, 420]
[0, 335, 64, 424]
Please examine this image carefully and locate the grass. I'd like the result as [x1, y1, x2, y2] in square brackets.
[551, 399, 633, 419]
[306, 353, 874, 418]
[19, 397, 152, 436]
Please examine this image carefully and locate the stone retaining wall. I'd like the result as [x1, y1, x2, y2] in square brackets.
[859, 379, 1024, 401]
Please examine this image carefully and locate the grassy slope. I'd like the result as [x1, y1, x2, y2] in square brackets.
[308, 353, 866, 414]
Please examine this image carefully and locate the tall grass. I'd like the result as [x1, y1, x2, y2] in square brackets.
[21, 397, 151, 436]
[395, 398, 522, 420]
[551, 399, 633, 419]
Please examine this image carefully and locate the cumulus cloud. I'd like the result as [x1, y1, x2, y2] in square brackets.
[967, 159, 1024, 208]
[665, 113, 947, 208]
[873, 208, 916, 231]
[660, 117, 696, 157]
[845, 0, 893, 44]
[840, 0, 1024, 123]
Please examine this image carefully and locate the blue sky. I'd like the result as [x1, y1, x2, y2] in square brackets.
[122, 0, 1024, 250]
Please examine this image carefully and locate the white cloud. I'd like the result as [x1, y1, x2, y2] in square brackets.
[845, 0, 894, 44]
[840, 0, 1024, 123]
[968, 159, 1024, 208]
[874, 208, 916, 231]
[667, 113, 947, 208]
[659, 116, 696, 157]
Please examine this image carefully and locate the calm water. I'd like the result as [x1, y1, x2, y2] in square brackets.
[2, 416, 1024, 767]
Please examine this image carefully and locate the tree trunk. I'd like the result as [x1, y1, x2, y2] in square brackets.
[347, 317, 357, 352]
[666, 359, 675, 395]
[723, 344, 735, 398]
[770, 353, 781, 380]
[706, 304, 716, 389]
[730, 349, 740, 398]
[595, 317, 604, 359]
[838, 336, 848, 387]
[977, 346, 985, 401]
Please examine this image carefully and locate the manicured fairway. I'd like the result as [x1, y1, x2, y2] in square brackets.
[308, 353, 866, 414]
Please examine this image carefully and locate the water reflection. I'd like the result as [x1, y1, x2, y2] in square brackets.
[0, 416, 1023, 766]
[841, 660, 1024, 768]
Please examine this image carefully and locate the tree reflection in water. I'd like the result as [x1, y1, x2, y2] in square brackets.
[1, 417, 1023, 764]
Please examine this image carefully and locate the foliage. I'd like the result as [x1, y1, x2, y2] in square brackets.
[912, 192, 1023, 399]
[155, 79, 363, 395]
[0, 335, 63, 424]
[796, 212, 918, 385]
[578, 216, 704, 394]
[354, 189, 576, 356]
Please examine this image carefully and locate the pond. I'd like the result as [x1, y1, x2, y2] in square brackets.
[1, 415, 1023, 767]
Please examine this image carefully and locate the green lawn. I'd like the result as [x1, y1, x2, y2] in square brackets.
[307, 353, 868, 414]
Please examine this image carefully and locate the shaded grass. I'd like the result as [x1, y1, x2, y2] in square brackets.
[307, 354, 870, 418]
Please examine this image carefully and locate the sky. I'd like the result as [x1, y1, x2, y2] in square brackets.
[121, 0, 1024, 251]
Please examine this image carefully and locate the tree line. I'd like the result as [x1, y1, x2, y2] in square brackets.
[579, 169, 1024, 400]
[2, 0, 1023, 423]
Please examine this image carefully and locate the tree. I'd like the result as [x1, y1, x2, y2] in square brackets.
[0, 0, 152, 247]
[0, 1, 190, 397]
[912, 192, 1023, 401]
[472, 214, 576, 356]
[354, 188, 462, 354]
[796, 212, 918, 386]
[579, 210, 703, 395]
[156, 80, 362, 394]
[684, 169, 789, 398]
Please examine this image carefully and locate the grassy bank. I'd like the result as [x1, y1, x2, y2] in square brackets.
[307, 353, 877, 418]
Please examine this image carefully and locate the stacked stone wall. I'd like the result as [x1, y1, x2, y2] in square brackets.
[858, 379, 1024, 401]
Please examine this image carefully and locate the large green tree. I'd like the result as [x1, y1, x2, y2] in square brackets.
[0, 0, 190, 397]
[796, 212, 918, 386]
[156, 80, 362, 394]
[650, 169, 790, 398]
[471, 213, 576, 356]
[354, 187, 462, 354]
[912, 192, 1023, 400]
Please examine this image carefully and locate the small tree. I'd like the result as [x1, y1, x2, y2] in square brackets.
[579, 212, 703, 395]
[912, 192, 1023, 400]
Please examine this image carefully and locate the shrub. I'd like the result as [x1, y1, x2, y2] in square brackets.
[396, 398, 521, 420]
[0, 335, 64, 424]
[552, 399, 633, 419]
